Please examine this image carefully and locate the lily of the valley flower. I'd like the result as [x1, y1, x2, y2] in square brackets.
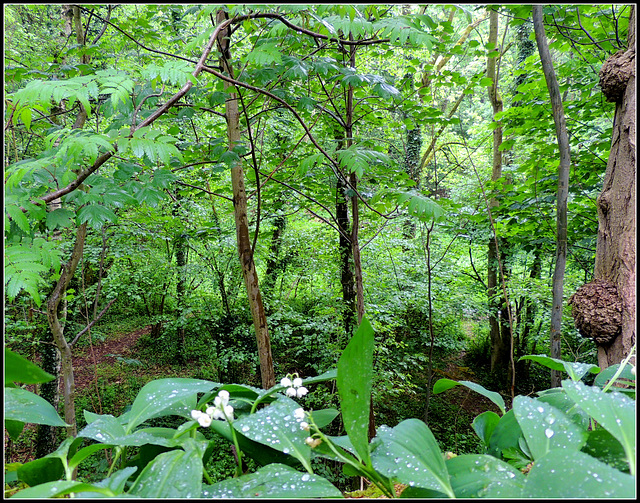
[280, 374, 308, 398]
[190, 390, 234, 427]
[305, 436, 322, 448]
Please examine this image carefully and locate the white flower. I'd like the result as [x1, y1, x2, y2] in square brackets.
[214, 389, 230, 407]
[197, 413, 213, 427]
[280, 374, 309, 399]
[191, 410, 204, 421]
[285, 387, 298, 397]
[300, 421, 310, 431]
[294, 408, 305, 421]
[281, 377, 293, 387]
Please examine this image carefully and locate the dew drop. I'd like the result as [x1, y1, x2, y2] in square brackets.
[545, 428, 554, 438]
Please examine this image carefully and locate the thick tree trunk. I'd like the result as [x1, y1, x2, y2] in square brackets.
[592, 7, 635, 369]
[217, 10, 275, 389]
[533, 5, 572, 387]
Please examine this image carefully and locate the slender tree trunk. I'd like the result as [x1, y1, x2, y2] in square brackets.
[47, 222, 88, 438]
[486, 8, 510, 381]
[592, 6, 636, 369]
[217, 10, 275, 389]
[533, 5, 571, 387]
[174, 196, 187, 358]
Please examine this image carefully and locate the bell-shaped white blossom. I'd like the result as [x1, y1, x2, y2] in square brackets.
[296, 386, 308, 398]
[280, 377, 293, 387]
[294, 407, 306, 421]
[300, 421, 310, 431]
[292, 377, 303, 388]
[285, 387, 298, 397]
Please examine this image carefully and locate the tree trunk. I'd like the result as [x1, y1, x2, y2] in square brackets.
[486, 8, 510, 380]
[533, 5, 571, 387]
[591, 6, 635, 369]
[217, 10, 275, 389]
[47, 222, 88, 438]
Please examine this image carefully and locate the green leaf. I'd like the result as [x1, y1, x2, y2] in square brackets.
[5, 419, 25, 441]
[233, 397, 312, 472]
[10, 480, 114, 499]
[337, 316, 374, 466]
[513, 396, 587, 460]
[370, 419, 454, 497]
[524, 449, 635, 498]
[582, 428, 630, 472]
[447, 454, 526, 498]
[594, 363, 636, 390]
[4, 387, 69, 427]
[45, 208, 75, 231]
[202, 463, 343, 498]
[77, 204, 118, 229]
[519, 354, 599, 381]
[6, 204, 30, 234]
[5, 348, 55, 385]
[562, 380, 635, 474]
[127, 448, 202, 498]
[487, 409, 523, 458]
[126, 378, 217, 433]
[471, 410, 501, 446]
[432, 379, 505, 415]
[16, 457, 64, 487]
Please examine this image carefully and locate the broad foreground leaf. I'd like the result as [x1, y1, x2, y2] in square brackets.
[370, 418, 454, 498]
[202, 463, 343, 498]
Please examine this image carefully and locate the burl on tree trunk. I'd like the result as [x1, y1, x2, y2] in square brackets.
[571, 9, 635, 369]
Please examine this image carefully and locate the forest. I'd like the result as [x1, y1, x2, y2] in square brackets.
[3, 4, 636, 499]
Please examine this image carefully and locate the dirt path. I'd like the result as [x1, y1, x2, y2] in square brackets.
[72, 325, 151, 392]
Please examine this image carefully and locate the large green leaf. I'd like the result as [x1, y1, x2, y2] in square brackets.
[4, 387, 69, 427]
[447, 454, 526, 498]
[336, 315, 374, 466]
[5, 348, 55, 385]
[513, 396, 587, 460]
[127, 448, 203, 498]
[562, 380, 636, 474]
[519, 354, 599, 381]
[202, 463, 343, 498]
[487, 409, 523, 458]
[433, 378, 505, 415]
[370, 419, 454, 498]
[126, 378, 217, 432]
[582, 429, 630, 473]
[207, 417, 298, 469]
[233, 397, 312, 472]
[10, 480, 114, 499]
[471, 410, 501, 446]
[524, 449, 636, 498]
[534, 388, 590, 428]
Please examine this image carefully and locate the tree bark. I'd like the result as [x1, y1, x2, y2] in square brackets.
[533, 5, 572, 387]
[47, 222, 88, 438]
[486, 8, 510, 380]
[592, 6, 636, 369]
[217, 10, 275, 389]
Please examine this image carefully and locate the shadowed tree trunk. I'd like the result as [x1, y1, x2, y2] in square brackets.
[571, 7, 635, 370]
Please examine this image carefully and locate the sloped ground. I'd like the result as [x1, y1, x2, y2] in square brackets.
[72, 325, 151, 392]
